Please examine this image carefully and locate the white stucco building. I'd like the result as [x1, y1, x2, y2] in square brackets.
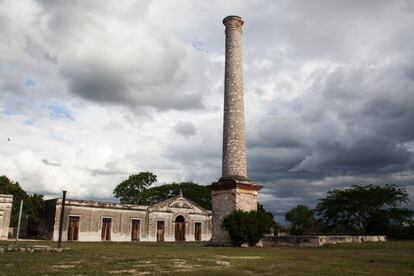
[42, 193, 212, 242]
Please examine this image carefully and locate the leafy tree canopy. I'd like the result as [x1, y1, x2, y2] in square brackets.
[223, 207, 274, 246]
[113, 172, 211, 209]
[0, 176, 44, 232]
[142, 182, 211, 210]
[314, 184, 413, 235]
[285, 205, 316, 235]
[258, 203, 286, 234]
[113, 172, 157, 205]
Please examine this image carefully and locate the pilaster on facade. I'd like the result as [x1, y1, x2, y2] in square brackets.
[0, 194, 13, 240]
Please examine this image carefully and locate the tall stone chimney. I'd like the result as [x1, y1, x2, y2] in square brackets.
[210, 16, 262, 246]
[221, 15, 248, 181]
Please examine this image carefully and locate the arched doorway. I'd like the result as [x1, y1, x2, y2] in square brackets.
[174, 215, 185, 241]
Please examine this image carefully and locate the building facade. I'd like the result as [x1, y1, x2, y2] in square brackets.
[0, 194, 13, 240]
[42, 193, 212, 242]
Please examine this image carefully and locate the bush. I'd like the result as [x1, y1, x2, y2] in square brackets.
[223, 209, 274, 246]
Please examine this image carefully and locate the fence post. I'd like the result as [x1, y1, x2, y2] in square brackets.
[57, 191, 67, 248]
[15, 200, 23, 242]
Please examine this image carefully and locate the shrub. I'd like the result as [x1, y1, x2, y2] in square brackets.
[223, 209, 274, 246]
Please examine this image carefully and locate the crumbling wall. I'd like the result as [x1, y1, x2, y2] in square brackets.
[264, 235, 387, 247]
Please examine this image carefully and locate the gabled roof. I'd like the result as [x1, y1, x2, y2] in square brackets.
[45, 194, 211, 214]
[148, 193, 211, 214]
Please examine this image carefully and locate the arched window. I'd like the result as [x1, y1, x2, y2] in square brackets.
[175, 215, 185, 223]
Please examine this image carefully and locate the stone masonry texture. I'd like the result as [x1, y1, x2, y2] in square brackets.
[210, 16, 262, 246]
[222, 15, 248, 181]
[211, 187, 259, 245]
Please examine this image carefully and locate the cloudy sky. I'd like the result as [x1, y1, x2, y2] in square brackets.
[1, 0, 414, 220]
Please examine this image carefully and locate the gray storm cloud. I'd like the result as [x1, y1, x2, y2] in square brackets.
[174, 121, 197, 137]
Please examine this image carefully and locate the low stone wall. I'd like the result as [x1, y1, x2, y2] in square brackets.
[264, 235, 386, 247]
[0, 245, 70, 253]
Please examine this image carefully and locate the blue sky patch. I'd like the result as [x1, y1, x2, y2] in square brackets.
[191, 40, 206, 52]
[186, 34, 208, 52]
[25, 79, 36, 88]
[47, 103, 75, 121]
[23, 119, 34, 126]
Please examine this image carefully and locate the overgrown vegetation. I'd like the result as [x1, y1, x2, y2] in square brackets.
[0, 176, 44, 237]
[223, 206, 274, 246]
[142, 182, 211, 210]
[113, 172, 211, 209]
[285, 205, 316, 235]
[113, 172, 157, 205]
[315, 184, 413, 235]
[284, 184, 414, 238]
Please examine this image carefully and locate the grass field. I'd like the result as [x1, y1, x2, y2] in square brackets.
[1, 240, 413, 275]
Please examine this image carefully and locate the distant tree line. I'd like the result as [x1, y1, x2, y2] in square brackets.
[284, 184, 414, 239]
[3, 172, 413, 243]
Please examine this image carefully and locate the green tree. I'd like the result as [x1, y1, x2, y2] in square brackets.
[314, 184, 413, 234]
[0, 176, 44, 235]
[113, 172, 157, 204]
[142, 182, 211, 210]
[223, 207, 274, 247]
[257, 203, 284, 234]
[0, 176, 27, 227]
[25, 193, 45, 237]
[285, 205, 316, 235]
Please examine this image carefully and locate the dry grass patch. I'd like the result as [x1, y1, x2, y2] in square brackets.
[0, 240, 413, 275]
[217, 255, 263, 259]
